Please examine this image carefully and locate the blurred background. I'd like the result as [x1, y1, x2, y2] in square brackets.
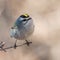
[0, 0, 60, 60]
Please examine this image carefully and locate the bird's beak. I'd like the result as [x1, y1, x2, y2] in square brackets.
[27, 18, 32, 21]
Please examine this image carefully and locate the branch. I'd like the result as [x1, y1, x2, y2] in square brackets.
[1, 41, 32, 51]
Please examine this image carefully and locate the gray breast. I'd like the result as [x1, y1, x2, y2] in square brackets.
[14, 19, 34, 40]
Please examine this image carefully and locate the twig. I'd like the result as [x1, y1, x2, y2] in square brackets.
[2, 41, 32, 51]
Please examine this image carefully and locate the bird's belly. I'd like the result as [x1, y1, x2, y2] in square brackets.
[14, 26, 34, 40]
[14, 20, 34, 40]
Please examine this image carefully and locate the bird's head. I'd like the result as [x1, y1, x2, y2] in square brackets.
[15, 14, 32, 27]
[10, 14, 32, 37]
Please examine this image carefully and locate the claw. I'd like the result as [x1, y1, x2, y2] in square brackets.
[14, 40, 17, 49]
[14, 44, 17, 49]
[25, 40, 32, 46]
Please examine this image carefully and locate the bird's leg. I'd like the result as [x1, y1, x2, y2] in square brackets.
[14, 40, 17, 49]
[25, 40, 32, 46]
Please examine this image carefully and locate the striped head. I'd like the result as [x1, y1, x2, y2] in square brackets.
[14, 14, 32, 28]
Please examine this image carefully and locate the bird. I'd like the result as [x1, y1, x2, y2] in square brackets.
[10, 14, 34, 48]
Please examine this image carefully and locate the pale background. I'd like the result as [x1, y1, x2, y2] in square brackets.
[0, 0, 60, 60]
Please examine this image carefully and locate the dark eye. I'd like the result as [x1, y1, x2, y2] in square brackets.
[22, 19, 26, 21]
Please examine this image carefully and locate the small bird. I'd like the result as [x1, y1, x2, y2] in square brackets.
[10, 14, 34, 48]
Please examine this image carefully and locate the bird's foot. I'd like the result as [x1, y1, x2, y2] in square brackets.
[25, 40, 32, 46]
[14, 43, 17, 49]
[14, 40, 17, 49]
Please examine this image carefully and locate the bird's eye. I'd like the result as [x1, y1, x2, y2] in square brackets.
[22, 19, 26, 21]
